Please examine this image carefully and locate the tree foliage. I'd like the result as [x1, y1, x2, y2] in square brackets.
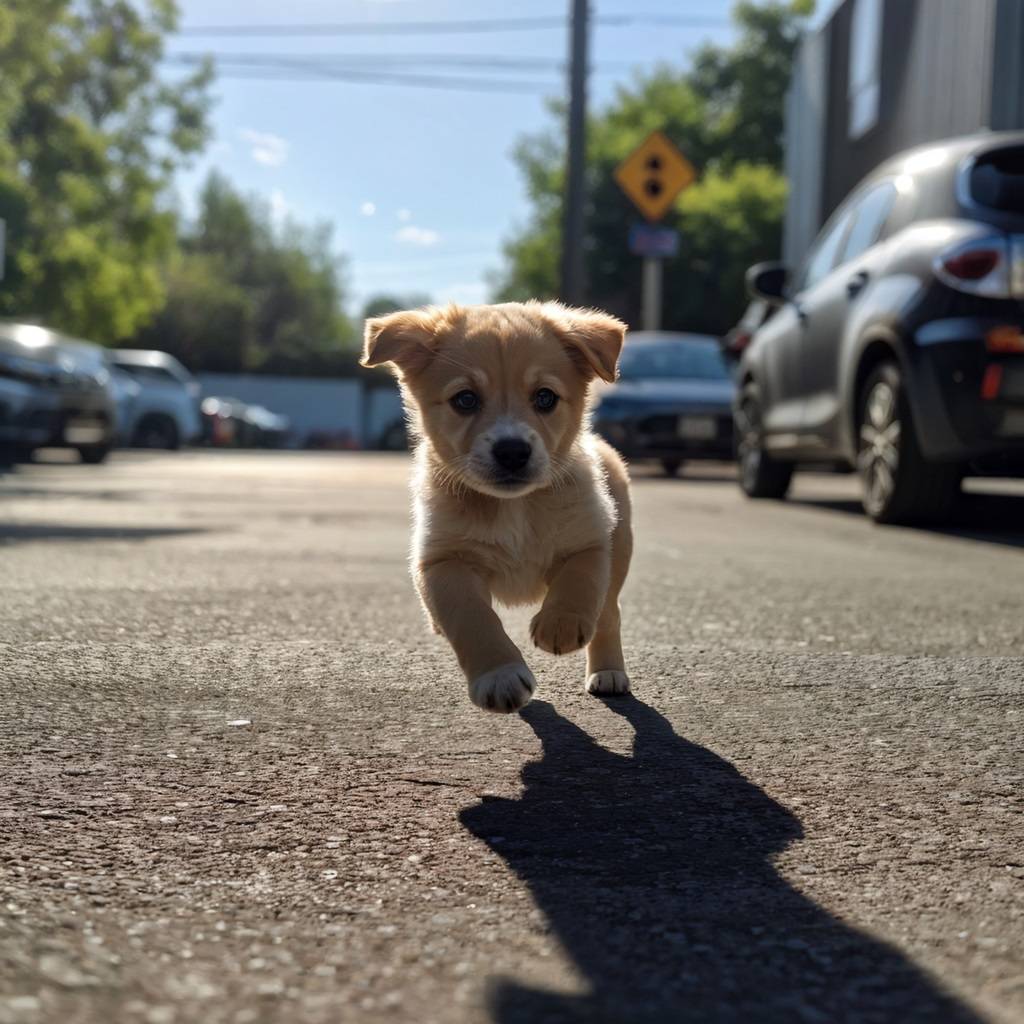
[361, 294, 433, 321]
[492, 0, 812, 334]
[135, 172, 358, 374]
[0, 0, 211, 340]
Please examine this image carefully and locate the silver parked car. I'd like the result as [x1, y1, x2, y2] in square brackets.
[108, 350, 202, 449]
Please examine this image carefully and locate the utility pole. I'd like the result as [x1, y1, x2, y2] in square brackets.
[560, 0, 588, 306]
[641, 255, 662, 331]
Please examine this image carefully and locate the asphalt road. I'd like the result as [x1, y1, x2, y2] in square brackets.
[1, 451, 1022, 1024]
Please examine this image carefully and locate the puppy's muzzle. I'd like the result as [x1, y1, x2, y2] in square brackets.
[491, 438, 532, 474]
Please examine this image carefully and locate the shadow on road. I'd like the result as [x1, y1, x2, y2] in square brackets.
[0, 524, 206, 544]
[460, 697, 980, 1023]
[791, 489, 1024, 551]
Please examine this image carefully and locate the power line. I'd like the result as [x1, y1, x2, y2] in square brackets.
[171, 52, 563, 69]
[165, 52, 637, 74]
[174, 63, 554, 95]
[179, 16, 565, 36]
[177, 14, 728, 37]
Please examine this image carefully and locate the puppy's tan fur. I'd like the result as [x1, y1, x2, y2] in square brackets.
[362, 301, 632, 713]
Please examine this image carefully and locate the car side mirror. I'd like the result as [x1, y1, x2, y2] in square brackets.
[746, 262, 790, 306]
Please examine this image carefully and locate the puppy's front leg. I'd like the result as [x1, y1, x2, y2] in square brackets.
[530, 546, 610, 657]
[418, 559, 535, 713]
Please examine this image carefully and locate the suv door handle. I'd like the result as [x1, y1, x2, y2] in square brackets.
[795, 303, 808, 324]
[846, 270, 869, 298]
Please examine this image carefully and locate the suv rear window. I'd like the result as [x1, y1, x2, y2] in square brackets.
[969, 146, 1024, 212]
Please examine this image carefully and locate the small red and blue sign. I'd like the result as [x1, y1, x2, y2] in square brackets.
[628, 223, 680, 259]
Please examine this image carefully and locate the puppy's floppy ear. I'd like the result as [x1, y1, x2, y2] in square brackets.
[541, 302, 627, 383]
[362, 306, 453, 376]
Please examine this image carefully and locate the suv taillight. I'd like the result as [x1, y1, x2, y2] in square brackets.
[934, 235, 1018, 298]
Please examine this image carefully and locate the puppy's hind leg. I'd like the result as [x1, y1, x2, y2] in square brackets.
[585, 510, 632, 696]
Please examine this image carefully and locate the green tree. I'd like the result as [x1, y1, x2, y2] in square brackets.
[0, 0, 211, 340]
[492, 0, 811, 334]
[136, 172, 358, 374]
[690, 0, 814, 169]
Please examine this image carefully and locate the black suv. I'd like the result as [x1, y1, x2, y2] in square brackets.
[737, 131, 1024, 524]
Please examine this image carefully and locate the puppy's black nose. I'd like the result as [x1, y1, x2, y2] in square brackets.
[492, 438, 532, 472]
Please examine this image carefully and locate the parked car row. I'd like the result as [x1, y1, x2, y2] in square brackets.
[0, 323, 289, 463]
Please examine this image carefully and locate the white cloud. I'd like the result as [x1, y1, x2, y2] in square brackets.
[396, 225, 441, 247]
[396, 208, 412, 222]
[269, 189, 291, 230]
[360, 201, 377, 217]
[239, 128, 289, 167]
[440, 281, 489, 305]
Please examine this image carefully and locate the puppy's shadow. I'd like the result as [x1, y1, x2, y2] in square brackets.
[460, 698, 981, 1023]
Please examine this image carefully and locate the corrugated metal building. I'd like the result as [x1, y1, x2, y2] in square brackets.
[785, 0, 1024, 266]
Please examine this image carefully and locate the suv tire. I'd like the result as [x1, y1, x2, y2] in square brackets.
[736, 385, 793, 499]
[857, 361, 961, 524]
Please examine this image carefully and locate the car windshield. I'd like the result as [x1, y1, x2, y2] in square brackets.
[618, 340, 730, 381]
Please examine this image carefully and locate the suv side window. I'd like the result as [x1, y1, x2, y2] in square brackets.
[799, 207, 856, 292]
[840, 181, 896, 264]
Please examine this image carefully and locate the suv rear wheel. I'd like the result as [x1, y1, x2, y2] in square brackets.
[736, 385, 793, 499]
[857, 361, 961, 524]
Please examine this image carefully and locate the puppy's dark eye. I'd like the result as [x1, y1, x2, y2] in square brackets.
[533, 387, 559, 413]
[450, 389, 480, 414]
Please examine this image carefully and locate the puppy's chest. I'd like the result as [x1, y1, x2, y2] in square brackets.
[478, 501, 551, 562]
[420, 497, 604, 605]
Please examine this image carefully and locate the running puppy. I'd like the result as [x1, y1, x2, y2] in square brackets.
[361, 301, 633, 713]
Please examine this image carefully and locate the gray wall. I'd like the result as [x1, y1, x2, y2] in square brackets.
[992, 0, 1024, 129]
[784, 0, 1024, 267]
[822, 0, 999, 217]
[198, 373, 403, 447]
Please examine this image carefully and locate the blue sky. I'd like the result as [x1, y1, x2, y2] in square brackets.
[170, 0, 741, 314]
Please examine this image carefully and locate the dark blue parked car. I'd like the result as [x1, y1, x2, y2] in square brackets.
[592, 332, 736, 476]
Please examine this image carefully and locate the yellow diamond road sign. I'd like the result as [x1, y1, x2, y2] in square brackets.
[614, 131, 696, 222]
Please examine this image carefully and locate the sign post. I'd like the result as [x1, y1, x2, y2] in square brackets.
[614, 132, 696, 331]
[641, 258, 662, 333]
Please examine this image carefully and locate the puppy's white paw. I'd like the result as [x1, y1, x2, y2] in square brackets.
[469, 663, 536, 713]
[586, 670, 631, 696]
